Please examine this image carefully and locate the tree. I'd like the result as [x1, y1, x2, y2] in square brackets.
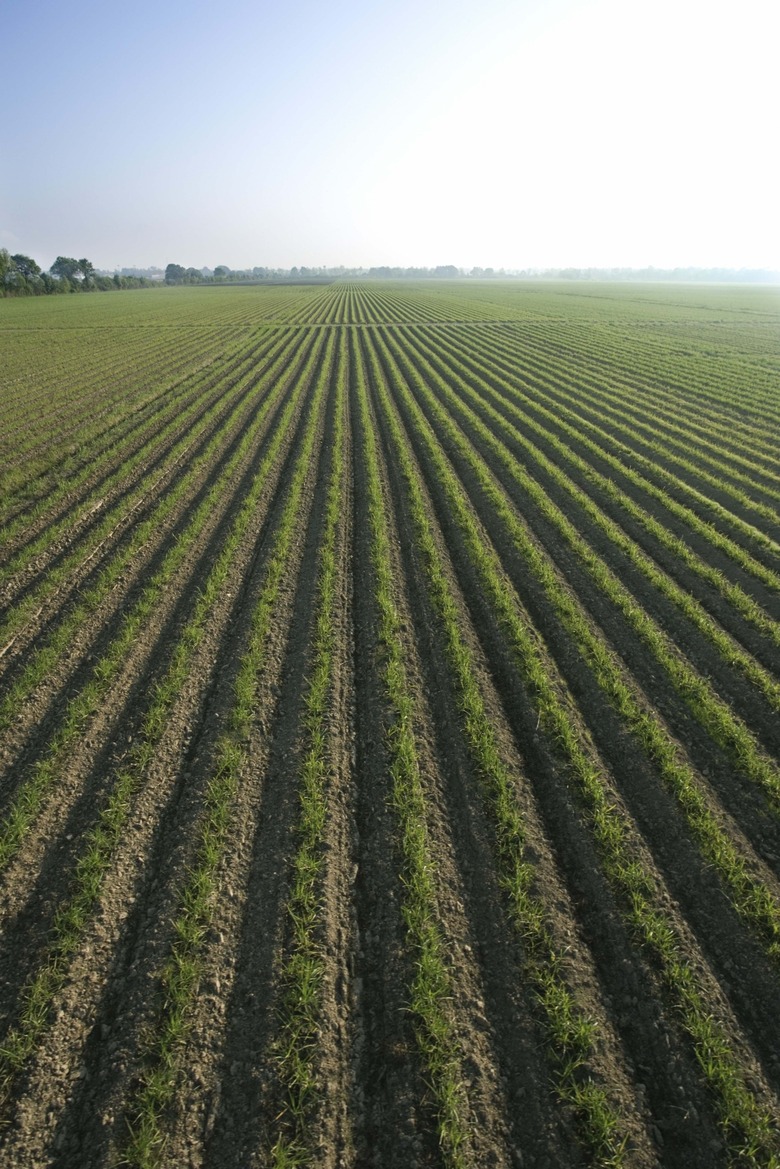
[78, 258, 95, 286]
[1, 248, 18, 292]
[164, 263, 186, 284]
[2, 248, 153, 297]
[51, 256, 81, 282]
[11, 254, 41, 279]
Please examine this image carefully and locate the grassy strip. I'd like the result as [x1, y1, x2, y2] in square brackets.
[0, 333, 316, 872]
[416, 327, 780, 660]
[366, 333, 628, 1166]
[370, 331, 780, 1164]
[437, 325, 780, 583]
[123, 333, 335, 1168]
[0, 336, 322, 1106]
[381, 329, 780, 956]
[352, 331, 471, 1168]
[269, 341, 346, 1167]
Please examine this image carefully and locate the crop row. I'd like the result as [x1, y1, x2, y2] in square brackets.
[0, 327, 288, 564]
[445, 324, 780, 535]
[1, 281, 778, 1169]
[420, 323, 780, 593]
[357, 322, 780, 1163]
[0, 329, 319, 768]
[396, 327, 780, 704]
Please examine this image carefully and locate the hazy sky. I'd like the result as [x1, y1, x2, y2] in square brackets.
[3, 0, 778, 271]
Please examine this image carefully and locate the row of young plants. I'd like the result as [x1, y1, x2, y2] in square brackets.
[519, 305, 777, 414]
[520, 343, 780, 516]
[222, 288, 328, 325]
[0, 325, 219, 486]
[364, 283, 780, 434]
[289, 283, 363, 327]
[0, 327, 185, 438]
[459, 324, 780, 534]
[326, 286, 354, 324]
[0, 329, 297, 598]
[361, 329, 630, 1166]
[268, 339, 347, 1167]
[344, 285, 779, 467]
[429, 324, 780, 588]
[351, 329, 473, 1168]
[0, 326, 285, 575]
[413, 326, 780, 648]
[0, 321, 252, 524]
[122, 331, 337, 1168]
[463, 322, 780, 535]
[534, 320, 779, 463]
[366, 329, 780, 1164]
[0, 332, 324, 872]
[0, 328, 313, 727]
[349, 287, 427, 324]
[0, 333, 329, 1123]
[294, 284, 362, 327]
[405, 328, 780, 706]
[526, 315, 780, 434]
[512, 320, 780, 491]
[348, 285, 483, 325]
[282, 284, 345, 325]
[350, 284, 500, 326]
[332, 291, 776, 589]
[380, 327, 780, 956]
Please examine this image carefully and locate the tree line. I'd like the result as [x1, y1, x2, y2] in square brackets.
[7, 251, 775, 296]
[1, 251, 153, 297]
[164, 263, 336, 284]
[163, 262, 468, 284]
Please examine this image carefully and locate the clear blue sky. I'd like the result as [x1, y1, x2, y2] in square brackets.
[3, 0, 778, 271]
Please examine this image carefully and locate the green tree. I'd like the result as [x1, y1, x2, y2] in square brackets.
[1, 249, 19, 293]
[11, 254, 41, 279]
[78, 258, 95, 286]
[51, 256, 81, 283]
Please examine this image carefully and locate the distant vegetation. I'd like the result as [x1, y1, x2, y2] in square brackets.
[0, 250, 152, 297]
[165, 262, 780, 284]
[4, 249, 777, 297]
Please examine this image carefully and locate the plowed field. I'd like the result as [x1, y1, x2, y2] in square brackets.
[1, 281, 780, 1168]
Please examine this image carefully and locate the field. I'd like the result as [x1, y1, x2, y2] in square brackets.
[1, 280, 780, 1169]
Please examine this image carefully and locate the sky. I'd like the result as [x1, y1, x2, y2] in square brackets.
[2, 0, 778, 272]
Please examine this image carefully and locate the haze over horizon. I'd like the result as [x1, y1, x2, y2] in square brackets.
[3, 0, 778, 274]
